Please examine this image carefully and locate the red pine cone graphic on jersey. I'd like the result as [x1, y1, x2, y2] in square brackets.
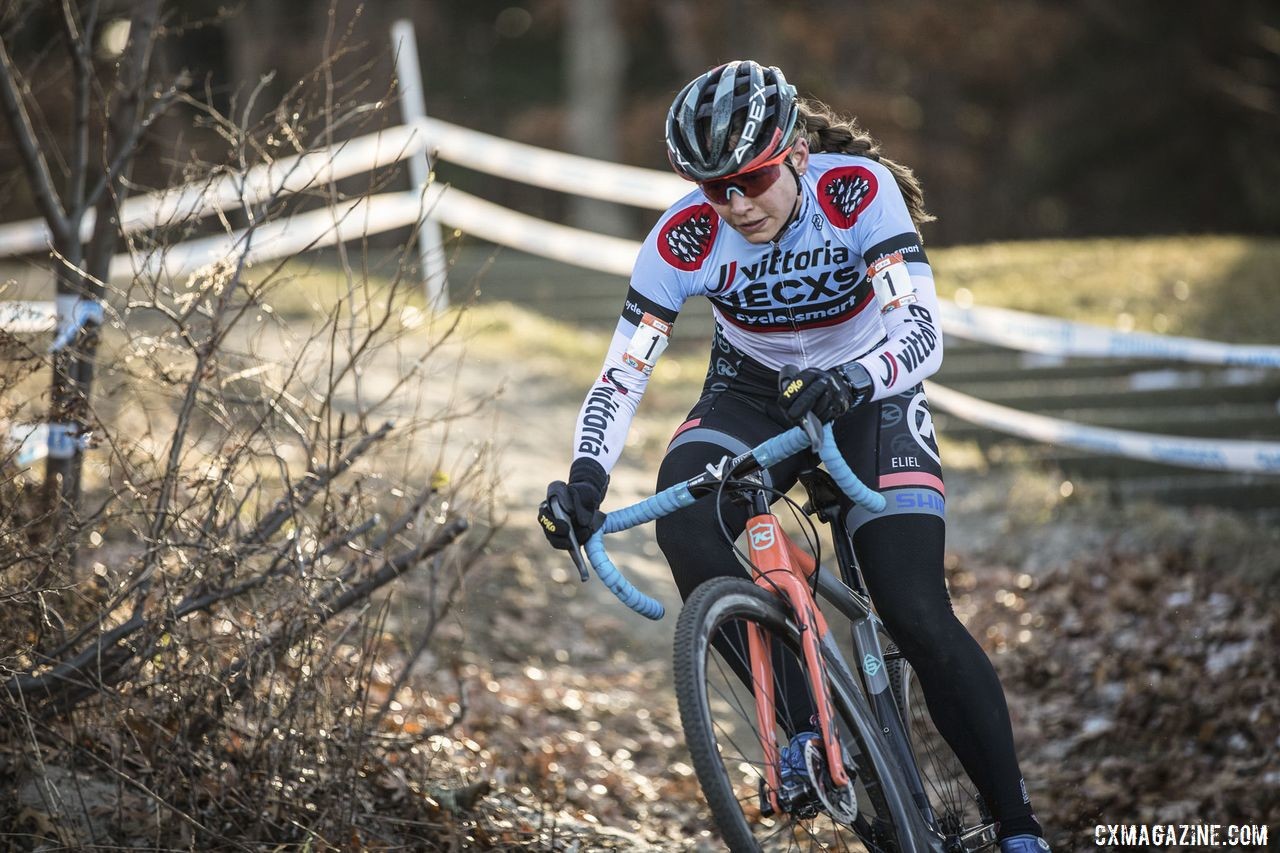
[818, 166, 878, 229]
[658, 203, 718, 271]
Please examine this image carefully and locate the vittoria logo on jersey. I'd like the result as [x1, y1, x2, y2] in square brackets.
[818, 166, 878, 229]
[707, 242, 873, 332]
[725, 242, 852, 280]
[578, 382, 625, 457]
[600, 368, 632, 395]
[658, 203, 719, 271]
[875, 303, 939, 388]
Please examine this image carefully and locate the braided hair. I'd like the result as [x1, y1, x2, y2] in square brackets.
[797, 98, 935, 230]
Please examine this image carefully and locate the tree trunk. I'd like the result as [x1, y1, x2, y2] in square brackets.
[36, 0, 164, 559]
[564, 0, 629, 238]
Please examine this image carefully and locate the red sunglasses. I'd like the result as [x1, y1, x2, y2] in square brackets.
[699, 146, 795, 205]
[700, 165, 782, 204]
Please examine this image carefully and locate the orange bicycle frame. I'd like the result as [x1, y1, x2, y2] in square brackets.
[743, 512, 850, 815]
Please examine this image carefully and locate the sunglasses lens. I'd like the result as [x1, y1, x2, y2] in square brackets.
[701, 164, 781, 204]
[700, 178, 733, 204]
[703, 183, 727, 204]
[741, 166, 780, 194]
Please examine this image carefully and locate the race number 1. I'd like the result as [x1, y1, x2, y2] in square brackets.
[623, 313, 671, 375]
[869, 252, 917, 313]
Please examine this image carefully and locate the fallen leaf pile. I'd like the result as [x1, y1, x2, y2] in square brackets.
[947, 547, 1278, 849]
[423, 538, 1278, 850]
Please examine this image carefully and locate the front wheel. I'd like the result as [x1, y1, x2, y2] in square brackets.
[673, 576, 905, 852]
[884, 644, 999, 851]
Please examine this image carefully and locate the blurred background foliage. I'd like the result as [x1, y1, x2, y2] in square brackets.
[1, 0, 1278, 245]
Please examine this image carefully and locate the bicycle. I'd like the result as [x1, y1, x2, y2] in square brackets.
[551, 413, 1001, 852]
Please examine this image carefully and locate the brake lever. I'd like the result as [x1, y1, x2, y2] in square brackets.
[548, 495, 590, 582]
[801, 411, 824, 450]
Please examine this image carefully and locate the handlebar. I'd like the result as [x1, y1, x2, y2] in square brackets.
[579, 416, 885, 620]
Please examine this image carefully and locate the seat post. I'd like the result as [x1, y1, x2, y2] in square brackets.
[829, 516, 868, 597]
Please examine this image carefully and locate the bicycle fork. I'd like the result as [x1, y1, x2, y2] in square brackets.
[742, 512, 851, 816]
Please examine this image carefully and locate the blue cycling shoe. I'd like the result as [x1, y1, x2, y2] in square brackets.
[759, 731, 823, 818]
[760, 731, 861, 825]
[1000, 835, 1051, 852]
[779, 732, 823, 795]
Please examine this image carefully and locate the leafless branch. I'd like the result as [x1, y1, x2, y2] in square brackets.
[82, 80, 185, 214]
[0, 38, 70, 244]
[61, 0, 99, 225]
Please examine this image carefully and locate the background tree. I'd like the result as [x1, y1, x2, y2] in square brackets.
[564, 0, 627, 237]
[0, 0, 170, 554]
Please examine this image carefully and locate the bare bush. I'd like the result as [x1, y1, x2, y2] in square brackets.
[0, 11, 500, 848]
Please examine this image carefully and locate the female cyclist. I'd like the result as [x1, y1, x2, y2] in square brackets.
[537, 60, 1050, 853]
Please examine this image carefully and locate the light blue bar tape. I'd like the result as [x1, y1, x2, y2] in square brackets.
[819, 422, 886, 512]
[583, 531, 665, 620]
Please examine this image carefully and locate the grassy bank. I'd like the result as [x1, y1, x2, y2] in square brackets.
[930, 235, 1280, 343]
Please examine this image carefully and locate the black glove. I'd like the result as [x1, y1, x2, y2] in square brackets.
[777, 363, 874, 425]
[537, 458, 609, 550]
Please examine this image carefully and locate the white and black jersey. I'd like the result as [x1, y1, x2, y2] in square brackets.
[573, 153, 942, 475]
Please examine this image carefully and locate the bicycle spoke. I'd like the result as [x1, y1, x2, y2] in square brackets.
[708, 652, 760, 731]
[895, 661, 994, 844]
[915, 706, 959, 807]
[914, 698, 973, 820]
[714, 681, 865, 852]
[711, 620, 810, 738]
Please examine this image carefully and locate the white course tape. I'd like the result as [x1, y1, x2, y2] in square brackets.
[109, 186, 643, 281]
[5, 423, 47, 467]
[418, 117, 689, 210]
[3, 115, 1274, 366]
[114, 191, 430, 280]
[429, 185, 640, 276]
[925, 381, 1280, 475]
[0, 116, 684, 259]
[0, 123, 432, 257]
[1, 422, 90, 466]
[5, 182, 1271, 475]
[939, 301, 1280, 369]
[0, 300, 57, 333]
[99, 180, 1279, 376]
